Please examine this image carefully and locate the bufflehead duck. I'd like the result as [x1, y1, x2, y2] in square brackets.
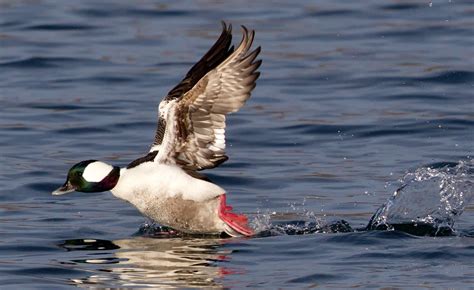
[52, 22, 261, 237]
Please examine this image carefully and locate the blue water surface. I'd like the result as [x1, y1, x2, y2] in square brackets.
[1, 0, 473, 288]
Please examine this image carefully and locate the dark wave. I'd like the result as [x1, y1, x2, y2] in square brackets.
[288, 273, 339, 284]
[355, 119, 473, 138]
[0, 244, 57, 253]
[0, 57, 106, 69]
[54, 127, 112, 135]
[53, 76, 137, 84]
[304, 9, 353, 17]
[0, 20, 23, 28]
[280, 118, 472, 140]
[75, 8, 190, 18]
[282, 124, 368, 135]
[354, 70, 473, 88]
[417, 70, 474, 84]
[23, 23, 97, 31]
[25, 104, 89, 110]
[373, 24, 473, 39]
[380, 3, 424, 10]
[26, 182, 57, 192]
[382, 93, 449, 101]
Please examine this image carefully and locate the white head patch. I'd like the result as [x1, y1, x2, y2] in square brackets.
[83, 161, 113, 182]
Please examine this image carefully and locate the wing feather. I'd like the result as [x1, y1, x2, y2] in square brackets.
[153, 24, 261, 172]
[150, 22, 234, 151]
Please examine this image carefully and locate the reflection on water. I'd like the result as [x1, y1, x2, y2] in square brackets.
[56, 219, 353, 288]
[60, 237, 231, 288]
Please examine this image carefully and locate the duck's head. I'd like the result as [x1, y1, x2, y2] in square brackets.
[52, 160, 120, 195]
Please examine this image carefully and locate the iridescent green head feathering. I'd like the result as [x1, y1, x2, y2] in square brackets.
[52, 160, 120, 195]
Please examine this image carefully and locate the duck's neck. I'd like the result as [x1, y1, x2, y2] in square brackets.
[110, 168, 131, 201]
[97, 166, 121, 192]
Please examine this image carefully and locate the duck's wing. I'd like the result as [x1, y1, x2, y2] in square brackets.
[150, 23, 261, 172]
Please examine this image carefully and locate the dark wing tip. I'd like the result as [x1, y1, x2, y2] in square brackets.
[241, 25, 255, 40]
[240, 25, 254, 36]
[252, 58, 263, 71]
[221, 20, 232, 33]
[205, 155, 229, 170]
[253, 46, 262, 56]
[164, 22, 235, 102]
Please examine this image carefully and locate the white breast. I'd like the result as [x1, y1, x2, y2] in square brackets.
[111, 163, 224, 205]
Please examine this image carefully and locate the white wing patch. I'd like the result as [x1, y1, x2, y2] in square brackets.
[83, 161, 113, 182]
[150, 100, 176, 153]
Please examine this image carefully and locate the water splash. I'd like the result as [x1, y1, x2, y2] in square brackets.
[249, 208, 273, 234]
[250, 205, 352, 237]
[368, 160, 474, 235]
[134, 160, 472, 238]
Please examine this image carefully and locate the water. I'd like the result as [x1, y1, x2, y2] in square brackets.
[1, 0, 473, 288]
[368, 161, 474, 234]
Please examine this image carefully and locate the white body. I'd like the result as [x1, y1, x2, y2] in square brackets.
[111, 163, 229, 234]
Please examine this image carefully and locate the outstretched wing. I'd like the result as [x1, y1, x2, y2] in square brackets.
[150, 22, 234, 150]
[151, 24, 261, 171]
